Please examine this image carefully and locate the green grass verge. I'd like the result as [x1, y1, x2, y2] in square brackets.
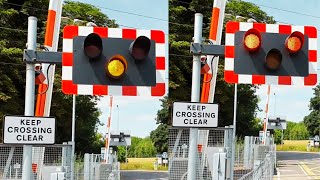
[276, 140, 320, 152]
[120, 158, 168, 171]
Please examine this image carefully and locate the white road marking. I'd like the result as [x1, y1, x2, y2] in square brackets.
[298, 162, 312, 179]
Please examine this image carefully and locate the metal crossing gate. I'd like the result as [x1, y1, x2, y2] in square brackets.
[0, 143, 72, 180]
[168, 127, 233, 180]
[168, 128, 276, 180]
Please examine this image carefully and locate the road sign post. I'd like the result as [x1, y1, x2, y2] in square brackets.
[21, 16, 37, 180]
[71, 95, 76, 180]
[187, 13, 203, 180]
[230, 84, 238, 180]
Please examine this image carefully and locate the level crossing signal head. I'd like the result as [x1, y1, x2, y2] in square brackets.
[61, 26, 167, 97]
[81, 32, 152, 81]
[224, 22, 318, 86]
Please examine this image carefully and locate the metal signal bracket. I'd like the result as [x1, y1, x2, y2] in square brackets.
[190, 43, 225, 56]
[23, 49, 62, 64]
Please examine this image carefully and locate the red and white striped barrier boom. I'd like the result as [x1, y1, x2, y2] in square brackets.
[104, 96, 113, 162]
[200, 0, 227, 103]
[35, 0, 63, 117]
[263, 85, 271, 144]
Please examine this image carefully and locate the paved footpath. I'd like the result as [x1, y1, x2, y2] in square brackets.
[274, 151, 320, 180]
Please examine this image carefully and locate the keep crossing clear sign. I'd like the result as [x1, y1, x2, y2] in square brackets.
[172, 102, 218, 127]
[3, 116, 55, 144]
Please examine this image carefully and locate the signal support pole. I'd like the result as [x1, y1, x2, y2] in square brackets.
[71, 95, 76, 180]
[230, 84, 238, 180]
[22, 16, 37, 180]
[187, 13, 203, 180]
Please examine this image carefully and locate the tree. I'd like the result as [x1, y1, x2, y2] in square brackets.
[116, 146, 127, 163]
[62, 1, 118, 27]
[127, 136, 156, 158]
[0, 0, 51, 141]
[151, 0, 275, 145]
[0, 0, 117, 156]
[149, 0, 275, 152]
[290, 123, 309, 140]
[304, 84, 320, 136]
[128, 136, 142, 158]
[273, 130, 282, 144]
[134, 137, 156, 158]
[150, 123, 168, 153]
[273, 121, 309, 144]
[54, 1, 118, 155]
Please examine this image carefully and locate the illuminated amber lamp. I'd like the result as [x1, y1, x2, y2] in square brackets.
[106, 55, 128, 79]
[243, 28, 262, 52]
[285, 31, 304, 53]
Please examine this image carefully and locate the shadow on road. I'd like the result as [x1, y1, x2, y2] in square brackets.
[121, 170, 168, 180]
[277, 151, 320, 161]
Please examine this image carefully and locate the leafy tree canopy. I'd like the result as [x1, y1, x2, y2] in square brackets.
[274, 121, 309, 144]
[150, 0, 275, 153]
[127, 136, 156, 158]
[304, 84, 320, 136]
[0, 0, 117, 155]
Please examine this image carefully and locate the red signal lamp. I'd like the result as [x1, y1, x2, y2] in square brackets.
[285, 31, 304, 53]
[84, 33, 103, 60]
[129, 36, 151, 61]
[243, 28, 262, 52]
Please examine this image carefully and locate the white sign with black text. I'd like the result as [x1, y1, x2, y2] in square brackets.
[3, 116, 55, 144]
[172, 102, 218, 127]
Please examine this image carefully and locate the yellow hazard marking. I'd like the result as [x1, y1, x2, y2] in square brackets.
[300, 162, 320, 179]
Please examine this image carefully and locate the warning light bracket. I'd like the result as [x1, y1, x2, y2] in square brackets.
[190, 43, 225, 56]
[23, 49, 62, 64]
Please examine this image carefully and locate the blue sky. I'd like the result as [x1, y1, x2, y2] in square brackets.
[79, 0, 168, 137]
[77, 0, 320, 137]
[243, 0, 320, 126]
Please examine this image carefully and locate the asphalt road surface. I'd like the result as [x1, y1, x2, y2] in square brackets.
[121, 170, 168, 180]
[121, 152, 320, 180]
[275, 151, 320, 180]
